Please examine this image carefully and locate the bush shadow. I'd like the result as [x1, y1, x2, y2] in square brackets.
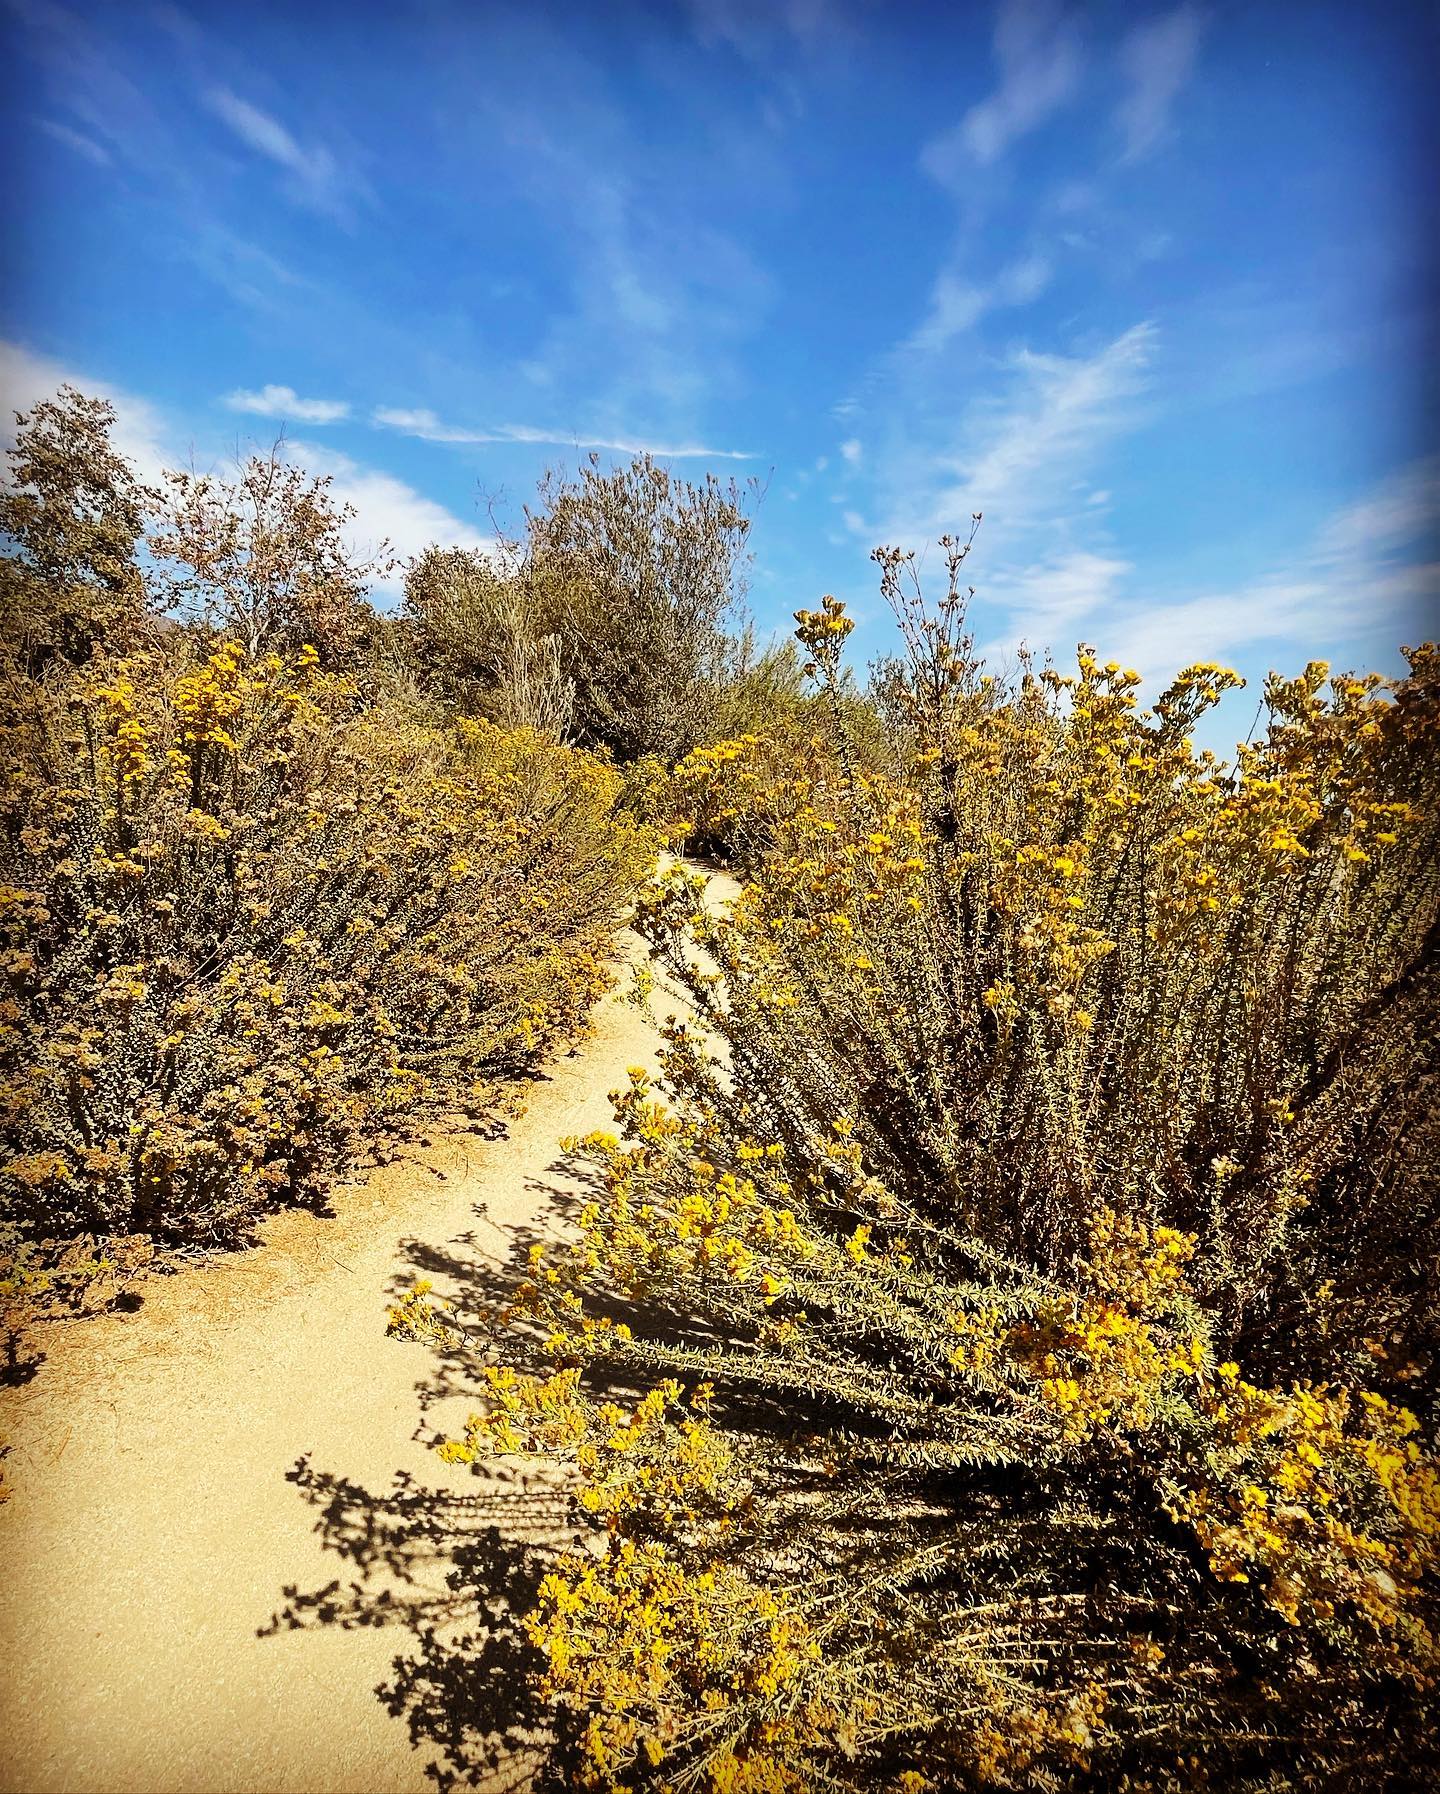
[261, 1151, 598, 1790]
[267, 1143, 811, 1789]
[262, 1451, 570, 1791]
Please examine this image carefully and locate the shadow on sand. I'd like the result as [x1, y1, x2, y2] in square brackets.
[264, 1133, 796, 1788]
[260, 1155, 596, 1791]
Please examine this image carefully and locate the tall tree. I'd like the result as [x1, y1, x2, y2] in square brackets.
[0, 386, 152, 667]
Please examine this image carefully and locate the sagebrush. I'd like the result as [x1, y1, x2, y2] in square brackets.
[0, 635, 654, 1242]
[433, 545, 1439, 1792]
[0, 391, 658, 1246]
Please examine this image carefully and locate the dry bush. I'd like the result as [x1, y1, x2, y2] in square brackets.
[666, 641, 889, 863]
[149, 448, 388, 668]
[402, 543, 576, 737]
[435, 545, 1439, 1791]
[527, 454, 753, 764]
[405, 457, 755, 765]
[0, 386, 657, 1251]
[0, 386, 154, 670]
[0, 635, 654, 1244]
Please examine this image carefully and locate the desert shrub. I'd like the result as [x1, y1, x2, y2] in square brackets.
[526, 454, 753, 764]
[0, 635, 655, 1244]
[435, 548, 1439, 1790]
[666, 659, 889, 864]
[707, 632, 811, 738]
[667, 724, 844, 864]
[402, 453, 753, 762]
[402, 543, 576, 736]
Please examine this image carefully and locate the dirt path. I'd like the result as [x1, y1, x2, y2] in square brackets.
[0, 870, 735, 1794]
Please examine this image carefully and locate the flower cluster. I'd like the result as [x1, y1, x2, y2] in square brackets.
[440, 574, 1439, 1789]
[1, 637, 655, 1243]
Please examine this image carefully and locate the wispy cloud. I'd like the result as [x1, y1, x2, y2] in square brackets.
[1115, 5, 1204, 163]
[840, 437, 862, 464]
[905, 252, 1053, 355]
[4, 4, 323, 316]
[372, 405, 756, 460]
[6, 0, 165, 170]
[981, 548, 1134, 652]
[682, 0, 856, 115]
[979, 455, 1439, 680]
[38, 117, 111, 166]
[922, 0, 1082, 182]
[203, 86, 361, 221]
[919, 322, 1156, 538]
[1314, 456, 1440, 565]
[225, 384, 350, 424]
[838, 321, 1155, 582]
[685, 0, 838, 58]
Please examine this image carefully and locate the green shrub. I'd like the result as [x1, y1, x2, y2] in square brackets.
[0, 635, 655, 1244]
[527, 454, 753, 764]
[404, 455, 755, 765]
[436, 557, 1439, 1791]
[401, 542, 577, 736]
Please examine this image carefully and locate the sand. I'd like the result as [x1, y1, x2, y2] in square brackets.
[0, 871, 735, 1794]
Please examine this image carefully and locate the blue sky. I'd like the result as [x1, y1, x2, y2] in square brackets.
[2, 0, 1436, 732]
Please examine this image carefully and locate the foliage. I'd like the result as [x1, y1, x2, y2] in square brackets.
[404, 456, 755, 764]
[666, 642, 889, 864]
[403, 543, 575, 736]
[0, 635, 652, 1248]
[527, 454, 753, 764]
[705, 632, 811, 742]
[0, 386, 154, 669]
[149, 448, 388, 667]
[439, 545, 1440, 1791]
[0, 389, 659, 1250]
[0, 633, 655, 1244]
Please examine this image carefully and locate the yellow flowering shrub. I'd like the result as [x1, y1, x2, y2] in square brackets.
[438, 547, 1439, 1790]
[0, 636, 655, 1242]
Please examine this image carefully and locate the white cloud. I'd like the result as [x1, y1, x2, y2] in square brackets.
[907, 275, 989, 354]
[686, 0, 835, 54]
[1314, 455, 1440, 564]
[926, 322, 1155, 534]
[683, 0, 852, 94]
[205, 87, 318, 172]
[1087, 488, 1111, 506]
[905, 252, 1053, 355]
[1115, 5, 1204, 163]
[371, 405, 754, 460]
[840, 437, 862, 464]
[977, 456, 1439, 681]
[922, 0, 1082, 180]
[982, 548, 1133, 652]
[371, 407, 485, 444]
[1110, 562, 1435, 683]
[0, 338, 171, 486]
[281, 440, 492, 597]
[39, 119, 112, 167]
[224, 384, 350, 424]
[203, 87, 357, 221]
[1003, 251, 1053, 304]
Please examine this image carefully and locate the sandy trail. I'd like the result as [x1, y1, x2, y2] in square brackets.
[0, 870, 735, 1794]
